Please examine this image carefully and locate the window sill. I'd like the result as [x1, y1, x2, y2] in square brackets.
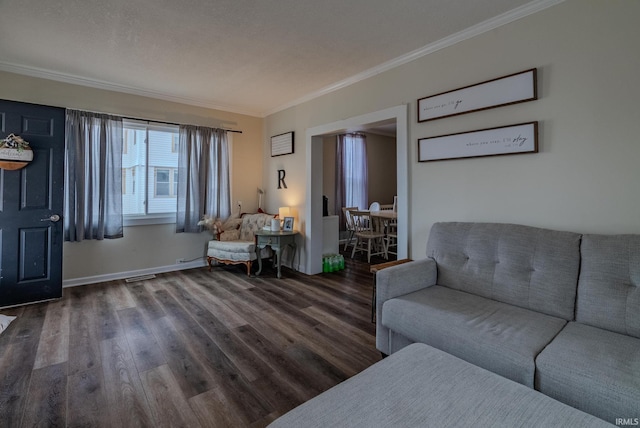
[124, 214, 176, 227]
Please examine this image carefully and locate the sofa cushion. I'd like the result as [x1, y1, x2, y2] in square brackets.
[381, 285, 567, 387]
[269, 343, 611, 428]
[208, 240, 255, 254]
[207, 239, 272, 259]
[535, 322, 640, 424]
[577, 234, 640, 338]
[426, 222, 582, 320]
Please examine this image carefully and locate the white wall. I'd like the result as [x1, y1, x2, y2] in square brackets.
[322, 136, 337, 216]
[264, 0, 640, 262]
[0, 71, 264, 284]
[366, 133, 397, 206]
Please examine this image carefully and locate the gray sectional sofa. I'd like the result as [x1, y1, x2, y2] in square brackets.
[376, 222, 639, 424]
[269, 343, 612, 428]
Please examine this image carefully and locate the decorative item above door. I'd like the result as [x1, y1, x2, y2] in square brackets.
[0, 133, 33, 170]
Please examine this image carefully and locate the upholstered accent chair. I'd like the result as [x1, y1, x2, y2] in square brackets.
[206, 212, 276, 275]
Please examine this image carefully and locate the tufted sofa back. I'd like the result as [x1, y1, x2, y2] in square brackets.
[577, 234, 640, 338]
[426, 222, 582, 320]
[239, 213, 276, 241]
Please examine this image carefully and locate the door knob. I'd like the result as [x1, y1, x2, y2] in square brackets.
[41, 214, 61, 222]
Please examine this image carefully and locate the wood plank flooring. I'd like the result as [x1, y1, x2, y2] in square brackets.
[0, 254, 382, 427]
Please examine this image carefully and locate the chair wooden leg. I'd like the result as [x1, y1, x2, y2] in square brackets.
[245, 261, 252, 276]
[382, 237, 388, 259]
[343, 231, 353, 251]
[207, 257, 213, 271]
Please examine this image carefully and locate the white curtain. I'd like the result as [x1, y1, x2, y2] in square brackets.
[64, 110, 123, 241]
[335, 133, 368, 227]
[176, 125, 231, 233]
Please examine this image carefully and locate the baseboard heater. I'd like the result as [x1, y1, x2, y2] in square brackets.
[125, 274, 156, 283]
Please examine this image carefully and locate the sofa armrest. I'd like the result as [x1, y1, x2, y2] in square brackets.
[376, 258, 437, 354]
[376, 258, 437, 304]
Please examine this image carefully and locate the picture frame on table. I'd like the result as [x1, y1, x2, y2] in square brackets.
[283, 217, 294, 232]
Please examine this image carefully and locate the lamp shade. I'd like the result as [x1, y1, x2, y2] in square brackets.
[279, 206, 291, 218]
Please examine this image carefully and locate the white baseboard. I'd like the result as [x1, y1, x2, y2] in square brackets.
[62, 259, 208, 288]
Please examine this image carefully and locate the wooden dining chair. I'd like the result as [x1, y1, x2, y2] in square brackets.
[384, 218, 398, 258]
[350, 210, 387, 263]
[342, 207, 358, 251]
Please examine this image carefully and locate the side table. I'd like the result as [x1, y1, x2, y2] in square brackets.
[370, 258, 412, 323]
[255, 230, 299, 278]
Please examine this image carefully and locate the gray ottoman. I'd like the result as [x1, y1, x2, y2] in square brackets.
[269, 343, 612, 427]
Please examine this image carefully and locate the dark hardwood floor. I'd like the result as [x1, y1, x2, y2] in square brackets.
[0, 251, 384, 427]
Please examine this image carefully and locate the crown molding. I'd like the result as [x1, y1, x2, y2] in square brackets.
[263, 0, 564, 117]
[0, 0, 563, 119]
[0, 61, 263, 117]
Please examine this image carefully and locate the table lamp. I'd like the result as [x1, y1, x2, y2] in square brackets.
[279, 207, 291, 229]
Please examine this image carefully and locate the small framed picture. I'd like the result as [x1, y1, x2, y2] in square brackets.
[283, 217, 294, 232]
[271, 131, 294, 157]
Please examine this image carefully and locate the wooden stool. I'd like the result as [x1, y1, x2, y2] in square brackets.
[370, 258, 412, 323]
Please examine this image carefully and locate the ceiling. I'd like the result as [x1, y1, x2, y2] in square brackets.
[0, 0, 552, 117]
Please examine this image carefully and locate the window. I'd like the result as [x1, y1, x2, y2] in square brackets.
[171, 134, 179, 153]
[173, 168, 178, 196]
[155, 168, 170, 197]
[154, 167, 178, 197]
[339, 133, 368, 210]
[122, 120, 179, 224]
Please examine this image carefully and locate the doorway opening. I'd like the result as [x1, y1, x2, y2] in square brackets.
[305, 105, 408, 275]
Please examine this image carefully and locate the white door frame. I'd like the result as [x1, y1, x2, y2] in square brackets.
[305, 105, 409, 274]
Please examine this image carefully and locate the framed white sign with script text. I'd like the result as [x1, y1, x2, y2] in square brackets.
[418, 69, 537, 122]
[418, 122, 538, 162]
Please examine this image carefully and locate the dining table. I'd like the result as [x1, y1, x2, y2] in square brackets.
[348, 209, 397, 219]
[368, 210, 397, 220]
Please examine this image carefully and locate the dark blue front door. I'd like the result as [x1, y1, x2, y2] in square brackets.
[0, 99, 65, 307]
